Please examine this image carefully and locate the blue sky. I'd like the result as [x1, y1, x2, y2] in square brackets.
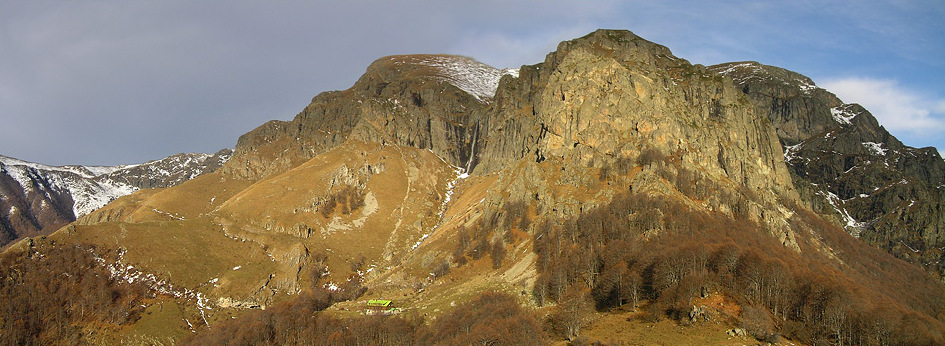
[1, 0, 942, 165]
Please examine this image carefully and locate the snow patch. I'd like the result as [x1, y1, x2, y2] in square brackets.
[152, 208, 185, 220]
[830, 105, 857, 125]
[862, 142, 888, 156]
[96, 248, 224, 324]
[711, 62, 763, 84]
[797, 79, 819, 93]
[783, 143, 803, 162]
[818, 190, 865, 237]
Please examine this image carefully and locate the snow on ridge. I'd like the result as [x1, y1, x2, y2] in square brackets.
[710, 62, 764, 85]
[1, 151, 227, 218]
[84, 164, 140, 177]
[0, 159, 137, 217]
[711, 63, 819, 94]
[413, 55, 517, 101]
[712, 62, 760, 77]
[0, 154, 135, 178]
[502, 68, 520, 79]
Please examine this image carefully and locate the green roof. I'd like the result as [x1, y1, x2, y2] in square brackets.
[367, 299, 392, 307]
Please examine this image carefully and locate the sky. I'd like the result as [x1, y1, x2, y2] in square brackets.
[1, 0, 943, 166]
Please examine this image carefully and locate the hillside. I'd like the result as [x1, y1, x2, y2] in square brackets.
[2, 30, 944, 345]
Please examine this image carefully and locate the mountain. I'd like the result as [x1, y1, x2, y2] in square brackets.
[0, 150, 232, 247]
[709, 62, 945, 278]
[3, 30, 944, 345]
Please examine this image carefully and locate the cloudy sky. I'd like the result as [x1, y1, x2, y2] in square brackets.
[2, 1, 943, 166]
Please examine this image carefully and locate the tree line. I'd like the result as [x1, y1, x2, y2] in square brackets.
[184, 289, 545, 346]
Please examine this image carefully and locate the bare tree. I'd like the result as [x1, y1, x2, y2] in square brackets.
[552, 285, 594, 341]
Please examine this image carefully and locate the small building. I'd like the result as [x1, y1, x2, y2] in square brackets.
[365, 299, 396, 315]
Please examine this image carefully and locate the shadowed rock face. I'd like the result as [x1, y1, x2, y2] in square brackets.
[711, 61, 945, 277]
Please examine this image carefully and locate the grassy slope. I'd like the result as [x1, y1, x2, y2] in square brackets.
[39, 140, 464, 342]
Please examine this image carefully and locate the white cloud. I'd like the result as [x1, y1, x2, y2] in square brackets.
[820, 77, 945, 143]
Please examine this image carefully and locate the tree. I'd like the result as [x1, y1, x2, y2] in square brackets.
[741, 306, 779, 343]
[426, 291, 545, 345]
[551, 284, 594, 341]
[823, 287, 855, 346]
[491, 240, 507, 269]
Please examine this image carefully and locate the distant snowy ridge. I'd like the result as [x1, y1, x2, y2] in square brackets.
[1, 150, 231, 218]
[0, 155, 137, 179]
[1, 155, 136, 217]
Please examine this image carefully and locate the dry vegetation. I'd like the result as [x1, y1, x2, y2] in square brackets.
[319, 185, 366, 218]
[531, 190, 945, 345]
[183, 289, 544, 346]
[0, 241, 152, 345]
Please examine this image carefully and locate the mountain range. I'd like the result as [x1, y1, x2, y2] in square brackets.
[0, 150, 231, 247]
[2, 29, 943, 345]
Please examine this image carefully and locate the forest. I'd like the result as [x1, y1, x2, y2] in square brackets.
[0, 241, 150, 345]
[526, 190, 945, 345]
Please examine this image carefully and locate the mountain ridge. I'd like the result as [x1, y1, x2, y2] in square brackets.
[0, 149, 232, 247]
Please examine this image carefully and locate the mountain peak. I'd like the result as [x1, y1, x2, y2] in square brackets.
[362, 54, 518, 101]
[543, 29, 678, 69]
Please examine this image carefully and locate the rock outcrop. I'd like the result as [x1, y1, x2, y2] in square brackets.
[711, 61, 945, 277]
[474, 30, 799, 246]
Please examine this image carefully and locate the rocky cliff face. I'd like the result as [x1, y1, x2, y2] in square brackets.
[711, 61, 945, 277]
[0, 149, 231, 247]
[474, 30, 799, 246]
[221, 55, 516, 180]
